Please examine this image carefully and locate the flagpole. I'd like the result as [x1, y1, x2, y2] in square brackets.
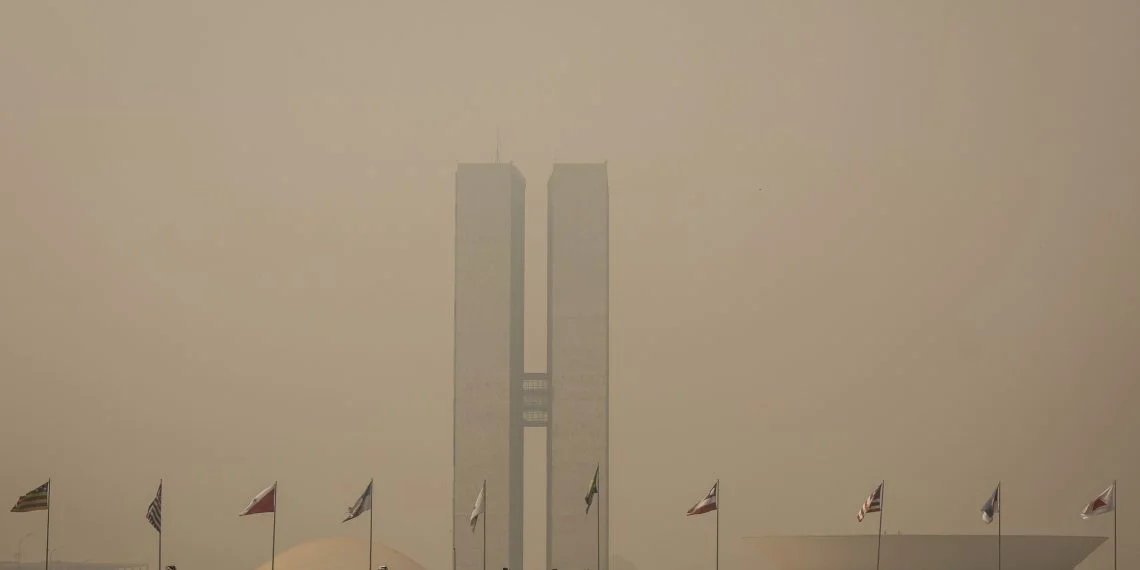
[875, 481, 884, 570]
[596, 482, 601, 570]
[715, 480, 720, 570]
[482, 480, 487, 570]
[996, 481, 1001, 570]
[369, 479, 375, 570]
[44, 479, 51, 570]
[271, 482, 277, 570]
[158, 479, 164, 570]
[1113, 480, 1117, 570]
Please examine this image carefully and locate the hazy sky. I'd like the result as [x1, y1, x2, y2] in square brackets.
[2, 2, 1138, 570]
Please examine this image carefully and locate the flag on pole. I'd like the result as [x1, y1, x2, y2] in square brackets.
[238, 482, 277, 516]
[343, 480, 373, 523]
[981, 484, 1000, 524]
[469, 481, 486, 532]
[856, 482, 883, 522]
[10, 481, 50, 513]
[686, 480, 718, 516]
[1080, 483, 1116, 519]
[146, 482, 163, 532]
[585, 465, 600, 514]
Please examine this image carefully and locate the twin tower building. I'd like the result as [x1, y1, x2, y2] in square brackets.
[452, 162, 610, 570]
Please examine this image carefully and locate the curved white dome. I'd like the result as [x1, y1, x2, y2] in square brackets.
[254, 537, 428, 570]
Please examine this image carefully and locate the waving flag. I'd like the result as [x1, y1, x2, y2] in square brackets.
[469, 481, 486, 531]
[239, 482, 277, 516]
[981, 483, 1000, 524]
[11, 481, 50, 513]
[585, 465, 600, 514]
[343, 480, 373, 523]
[146, 481, 163, 532]
[686, 480, 718, 516]
[857, 482, 883, 522]
[1081, 482, 1116, 519]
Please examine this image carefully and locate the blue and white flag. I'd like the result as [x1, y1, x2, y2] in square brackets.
[981, 483, 1000, 524]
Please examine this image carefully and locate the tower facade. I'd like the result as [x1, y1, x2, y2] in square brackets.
[453, 163, 526, 570]
[453, 162, 610, 570]
[545, 164, 610, 570]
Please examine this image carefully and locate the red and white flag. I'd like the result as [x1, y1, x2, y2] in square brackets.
[1080, 482, 1115, 519]
[686, 480, 718, 516]
[239, 482, 277, 516]
[857, 482, 883, 522]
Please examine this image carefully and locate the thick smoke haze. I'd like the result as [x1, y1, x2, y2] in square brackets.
[1, 2, 1137, 570]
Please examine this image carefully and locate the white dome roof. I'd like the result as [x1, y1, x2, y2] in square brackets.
[255, 537, 428, 570]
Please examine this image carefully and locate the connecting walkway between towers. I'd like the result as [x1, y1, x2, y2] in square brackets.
[522, 372, 549, 426]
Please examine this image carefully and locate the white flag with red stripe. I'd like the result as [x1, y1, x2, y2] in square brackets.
[239, 482, 277, 516]
[1080, 482, 1115, 519]
[686, 480, 718, 516]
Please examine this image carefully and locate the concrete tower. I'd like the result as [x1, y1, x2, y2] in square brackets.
[453, 163, 527, 570]
[545, 163, 610, 570]
[453, 162, 610, 570]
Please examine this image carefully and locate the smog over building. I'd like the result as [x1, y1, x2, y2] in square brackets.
[453, 163, 610, 570]
[2, 4, 1139, 570]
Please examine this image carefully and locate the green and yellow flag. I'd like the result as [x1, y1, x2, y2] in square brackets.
[585, 464, 600, 514]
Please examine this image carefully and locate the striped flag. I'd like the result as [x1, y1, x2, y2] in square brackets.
[585, 465, 600, 514]
[686, 480, 718, 516]
[10, 481, 50, 513]
[146, 481, 163, 532]
[856, 482, 883, 522]
[342, 480, 373, 523]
